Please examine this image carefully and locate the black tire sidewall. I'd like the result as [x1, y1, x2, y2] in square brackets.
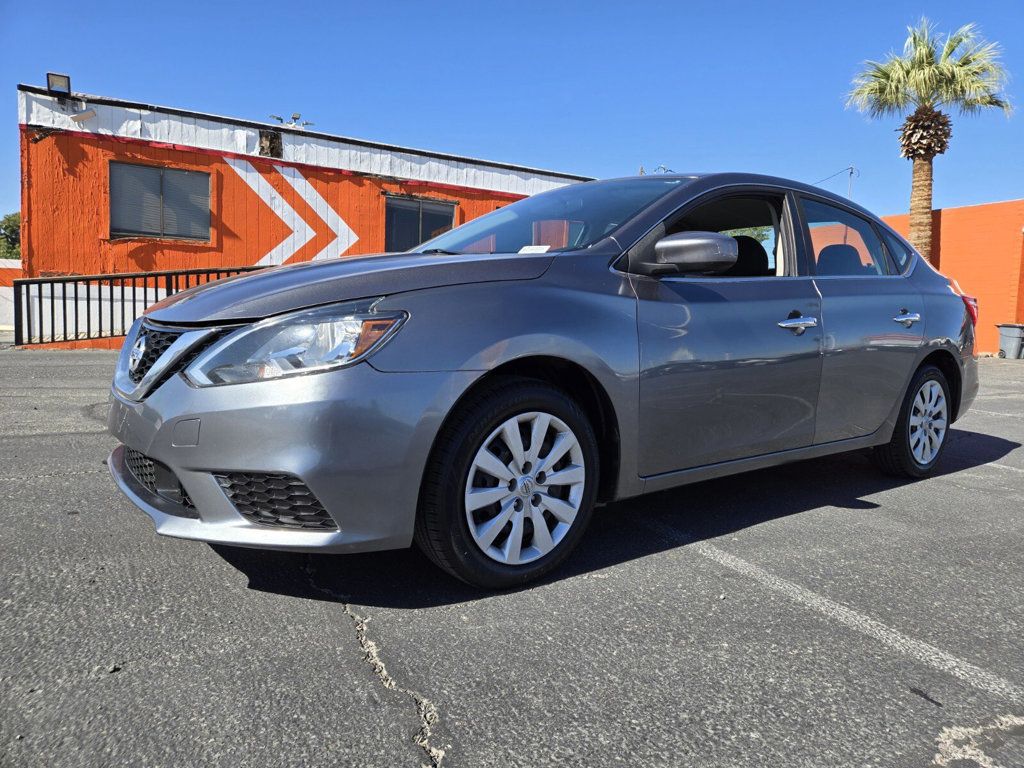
[895, 365, 951, 477]
[427, 381, 599, 589]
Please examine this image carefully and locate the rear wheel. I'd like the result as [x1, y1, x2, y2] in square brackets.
[415, 378, 598, 589]
[873, 364, 951, 478]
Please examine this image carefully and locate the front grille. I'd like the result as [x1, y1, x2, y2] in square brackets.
[123, 447, 197, 516]
[125, 325, 232, 396]
[147, 329, 229, 392]
[214, 472, 337, 530]
[129, 328, 182, 383]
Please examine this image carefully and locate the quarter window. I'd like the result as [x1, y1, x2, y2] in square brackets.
[385, 197, 456, 252]
[802, 198, 889, 276]
[110, 162, 210, 240]
[880, 229, 914, 272]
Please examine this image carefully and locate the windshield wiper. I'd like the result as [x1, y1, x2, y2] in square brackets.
[419, 248, 463, 255]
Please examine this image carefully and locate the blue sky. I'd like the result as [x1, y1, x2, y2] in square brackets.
[1, 0, 1020, 218]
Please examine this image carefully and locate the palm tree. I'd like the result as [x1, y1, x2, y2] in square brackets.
[848, 19, 1010, 262]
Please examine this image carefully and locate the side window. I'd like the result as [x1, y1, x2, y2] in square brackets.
[665, 194, 788, 277]
[802, 198, 889, 276]
[384, 197, 456, 252]
[880, 229, 914, 272]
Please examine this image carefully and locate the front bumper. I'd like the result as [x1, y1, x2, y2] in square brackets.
[107, 362, 477, 553]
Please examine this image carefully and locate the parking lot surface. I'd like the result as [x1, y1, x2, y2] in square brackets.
[1, 350, 1022, 767]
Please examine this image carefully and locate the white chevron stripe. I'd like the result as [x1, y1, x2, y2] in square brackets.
[276, 165, 359, 260]
[224, 157, 315, 266]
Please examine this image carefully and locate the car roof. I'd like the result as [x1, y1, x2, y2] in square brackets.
[588, 173, 883, 221]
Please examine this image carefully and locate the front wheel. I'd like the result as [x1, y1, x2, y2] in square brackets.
[873, 364, 951, 478]
[415, 378, 599, 589]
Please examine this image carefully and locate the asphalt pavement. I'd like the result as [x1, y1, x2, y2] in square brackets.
[1, 350, 1022, 767]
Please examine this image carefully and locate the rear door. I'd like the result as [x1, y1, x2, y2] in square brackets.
[635, 189, 823, 476]
[798, 195, 925, 443]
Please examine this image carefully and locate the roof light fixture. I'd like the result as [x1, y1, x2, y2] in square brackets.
[46, 72, 72, 97]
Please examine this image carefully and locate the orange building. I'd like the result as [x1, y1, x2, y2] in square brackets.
[883, 200, 1024, 353]
[18, 84, 588, 279]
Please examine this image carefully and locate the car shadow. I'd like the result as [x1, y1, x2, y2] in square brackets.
[213, 428, 1020, 609]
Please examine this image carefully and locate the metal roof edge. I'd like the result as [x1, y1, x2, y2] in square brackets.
[17, 84, 594, 182]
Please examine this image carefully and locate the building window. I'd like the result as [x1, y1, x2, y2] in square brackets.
[385, 196, 455, 252]
[109, 162, 211, 240]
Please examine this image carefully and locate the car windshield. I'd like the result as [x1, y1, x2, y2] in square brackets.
[415, 177, 688, 255]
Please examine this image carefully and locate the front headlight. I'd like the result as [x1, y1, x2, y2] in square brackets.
[184, 300, 406, 386]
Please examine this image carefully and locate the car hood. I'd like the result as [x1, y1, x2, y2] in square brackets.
[144, 251, 554, 324]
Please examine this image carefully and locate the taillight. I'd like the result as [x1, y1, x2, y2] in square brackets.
[949, 280, 979, 326]
[961, 295, 979, 326]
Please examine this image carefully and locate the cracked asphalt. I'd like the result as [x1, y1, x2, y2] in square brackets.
[1, 350, 1022, 767]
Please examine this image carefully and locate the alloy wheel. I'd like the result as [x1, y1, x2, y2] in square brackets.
[464, 411, 586, 565]
[908, 379, 947, 465]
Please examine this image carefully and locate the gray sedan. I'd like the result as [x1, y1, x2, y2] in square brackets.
[108, 174, 978, 588]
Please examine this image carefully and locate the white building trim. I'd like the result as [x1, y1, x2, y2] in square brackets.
[18, 88, 589, 197]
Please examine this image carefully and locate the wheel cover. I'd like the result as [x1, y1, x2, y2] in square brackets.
[909, 380, 948, 465]
[464, 411, 585, 566]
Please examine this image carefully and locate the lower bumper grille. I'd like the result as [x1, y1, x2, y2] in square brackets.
[214, 472, 337, 530]
[124, 448, 158, 493]
[123, 448, 197, 517]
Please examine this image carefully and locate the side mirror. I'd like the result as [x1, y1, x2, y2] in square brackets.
[647, 231, 738, 275]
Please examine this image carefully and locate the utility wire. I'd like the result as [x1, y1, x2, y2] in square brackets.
[812, 165, 860, 198]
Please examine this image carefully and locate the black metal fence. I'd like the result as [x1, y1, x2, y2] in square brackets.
[13, 267, 264, 346]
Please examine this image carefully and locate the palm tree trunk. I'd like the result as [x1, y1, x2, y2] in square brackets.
[909, 156, 934, 262]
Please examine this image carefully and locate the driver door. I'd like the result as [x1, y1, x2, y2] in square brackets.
[634, 189, 822, 476]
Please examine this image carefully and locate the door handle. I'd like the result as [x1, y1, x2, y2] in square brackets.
[777, 316, 818, 335]
[893, 311, 921, 327]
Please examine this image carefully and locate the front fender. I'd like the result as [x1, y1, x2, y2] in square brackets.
[370, 265, 643, 498]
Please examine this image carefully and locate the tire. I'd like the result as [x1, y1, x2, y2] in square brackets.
[415, 377, 599, 589]
[873, 364, 952, 478]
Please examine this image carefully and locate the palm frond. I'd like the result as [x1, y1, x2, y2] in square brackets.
[905, 18, 937, 69]
[847, 58, 911, 116]
[940, 23, 976, 64]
